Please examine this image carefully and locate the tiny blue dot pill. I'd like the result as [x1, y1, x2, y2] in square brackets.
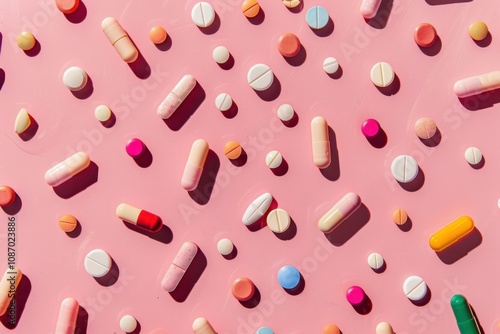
[256, 326, 274, 334]
[306, 6, 329, 30]
[277, 265, 301, 290]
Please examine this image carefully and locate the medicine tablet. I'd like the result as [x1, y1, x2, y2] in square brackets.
[277, 104, 294, 121]
[370, 62, 395, 87]
[367, 252, 384, 270]
[306, 6, 329, 30]
[414, 117, 437, 140]
[277, 265, 300, 290]
[465, 147, 482, 165]
[414, 23, 437, 47]
[84, 249, 112, 278]
[323, 57, 339, 74]
[265, 150, 282, 169]
[215, 93, 233, 111]
[403, 275, 427, 301]
[469, 21, 488, 41]
[193, 318, 216, 334]
[266, 208, 291, 233]
[0, 186, 15, 207]
[256, 327, 274, 334]
[346, 286, 365, 306]
[94, 105, 112, 122]
[391, 155, 418, 183]
[56, 0, 80, 14]
[191, 2, 216, 28]
[120, 315, 138, 333]
[224, 141, 242, 160]
[241, 0, 260, 18]
[149, 26, 167, 44]
[213, 46, 230, 64]
[242, 193, 273, 226]
[126, 138, 145, 158]
[392, 209, 408, 225]
[283, 0, 301, 8]
[247, 64, 274, 91]
[217, 238, 234, 256]
[231, 277, 255, 301]
[323, 324, 341, 334]
[59, 214, 78, 233]
[361, 119, 380, 138]
[375, 322, 394, 334]
[277, 33, 301, 57]
[14, 108, 31, 135]
[16, 32, 36, 51]
[63, 66, 88, 92]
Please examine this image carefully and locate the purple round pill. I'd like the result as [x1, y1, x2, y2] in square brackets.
[126, 138, 145, 158]
[346, 286, 365, 306]
[361, 119, 380, 138]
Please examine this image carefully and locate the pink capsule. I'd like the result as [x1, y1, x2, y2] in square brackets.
[360, 0, 382, 19]
[45, 152, 90, 187]
[157, 75, 197, 119]
[56, 298, 79, 334]
[161, 241, 199, 292]
[454, 71, 500, 98]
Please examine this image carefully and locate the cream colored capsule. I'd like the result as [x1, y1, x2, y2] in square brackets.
[311, 116, 331, 169]
[192, 317, 216, 334]
[182, 139, 209, 191]
[101, 17, 138, 63]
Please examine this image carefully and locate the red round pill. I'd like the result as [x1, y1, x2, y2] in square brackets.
[277, 33, 301, 57]
[231, 277, 255, 301]
[56, 0, 80, 14]
[414, 23, 437, 48]
[0, 186, 15, 206]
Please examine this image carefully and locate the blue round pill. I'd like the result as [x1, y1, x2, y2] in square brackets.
[277, 265, 301, 290]
[256, 326, 274, 334]
[306, 6, 329, 30]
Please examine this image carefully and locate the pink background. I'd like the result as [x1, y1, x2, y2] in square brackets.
[1, 0, 499, 333]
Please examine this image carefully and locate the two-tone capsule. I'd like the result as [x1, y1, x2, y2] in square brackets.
[162, 241, 199, 292]
[101, 17, 138, 63]
[45, 152, 91, 187]
[311, 116, 331, 169]
[181, 139, 209, 191]
[116, 203, 162, 232]
[318, 193, 361, 233]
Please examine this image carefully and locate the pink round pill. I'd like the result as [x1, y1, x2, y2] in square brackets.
[126, 138, 145, 158]
[346, 286, 365, 306]
[361, 119, 380, 137]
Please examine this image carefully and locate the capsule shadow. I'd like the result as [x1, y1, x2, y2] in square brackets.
[188, 150, 220, 205]
[95, 259, 119, 287]
[458, 89, 500, 111]
[64, 0, 87, 24]
[169, 249, 207, 302]
[325, 203, 370, 246]
[123, 222, 173, 244]
[240, 286, 261, 308]
[320, 126, 340, 181]
[367, 0, 393, 29]
[0, 68, 5, 91]
[127, 36, 151, 80]
[425, 0, 471, 4]
[436, 227, 482, 265]
[165, 82, 206, 131]
[75, 306, 89, 334]
[53, 161, 99, 199]
[0, 274, 31, 329]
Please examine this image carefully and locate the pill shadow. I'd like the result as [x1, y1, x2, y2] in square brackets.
[320, 127, 340, 181]
[469, 155, 485, 170]
[123, 222, 173, 244]
[71, 75, 93, 100]
[129, 321, 142, 334]
[372, 260, 387, 273]
[188, 150, 220, 205]
[419, 127, 441, 147]
[254, 76, 281, 102]
[283, 112, 299, 128]
[436, 227, 482, 265]
[284, 45, 306, 67]
[2, 191, 22, 215]
[133, 145, 153, 168]
[218, 53, 235, 70]
[274, 217, 297, 241]
[0, 32, 3, 56]
[222, 100, 238, 119]
[397, 216, 413, 232]
[366, 127, 387, 149]
[325, 203, 370, 246]
[94, 259, 119, 287]
[100, 112, 116, 128]
[240, 286, 261, 308]
[459, 90, 500, 111]
[425, 0, 471, 5]
[198, 12, 221, 35]
[53, 161, 99, 199]
[18, 114, 39, 141]
[287, 1, 305, 13]
[0, 68, 5, 91]
[411, 286, 432, 306]
[169, 249, 207, 303]
[66, 219, 82, 238]
[284, 274, 305, 296]
[474, 32, 492, 48]
[155, 35, 172, 52]
[75, 306, 89, 334]
[223, 244, 238, 260]
[312, 17, 334, 37]
[367, 0, 393, 29]
[398, 167, 424, 192]
[419, 36, 442, 57]
[23, 38, 41, 57]
[64, 0, 87, 24]
[128, 49, 151, 80]
[327, 65, 343, 80]
[165, 82, 205, 131]
[376, 73, 400, 96]
[247, 8, 265, 25]
[230, 149, 247, 167]
[0, 274, 31, 329]
[271, 158, 288, 176]
[470, 306, 485, 334]
[352, 294, 372, 315]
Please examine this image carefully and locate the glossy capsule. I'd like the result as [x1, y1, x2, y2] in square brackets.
[318, 193, 361, 233]
[101, 17, 138, 63]
[116, 203, 162, 232]
[429, 216, 474, 252]
[56, 298, 79, 334]
[181, 139, 209, 191]
[45, 152, 90, 187]
[311, 116, 331, 169]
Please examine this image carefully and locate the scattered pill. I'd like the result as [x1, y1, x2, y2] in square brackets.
[454, 71, 500, 98]
[371, 62, 395, 87]
[265, 150, 283, 169]
[318, 192, 361, 233]
[16, 32, 36, 51]
[125, 138, 145, 158]
[465, 147, 483, 166]
[224, 141, 242, 160]
[231, 277, 255, 301]
[375, 322, 394, 334]
[102, 17, 139, 63]
[45, 152, 91, 187]
[157, 74, 197, 119]
[311, 116, 331, 169]
[323, 57, 339, 74]
[323, 324, 341, 334]
[182, 139, 209, 191]
[212, 46, 230, 64]
[256, 327, 274, 334]
[191, 2, 216, 28]
[242, 192, 273, 226]
[59, 214, 78, 233]
[277, 104, 295, 122]
[451, 294, 481, 334]
[56, 297, 79, 334]
[241, 0, 260, 18]
[414, 23, 437, 47]
[429, 215, 474, 252]
[266, 208, 291, 233]
[346, 286, 365, 306]
[56, 0, 80, 14]
[391, 154, 418, 183]
[192, 317, 216, 334]
[306, 6, 329, 30]
[361, 118, 380, 138]
[247, 64, 274, 91]
[149, 26, 167, 44]
[0, 186, 15, 207]
[215, 93, 233, 111]
[277, 33, 301, 57]
[0, 267, 22, 316]
[469, 21, 488, 41]
[360, 0, 382, 19]
[283, 0, 301, 8]
[367, 252, 384, 270]
[392, 208, 408, 225]
[277, 265, 301, 290]
[94, 105, 112, 122]
[116, 203, 162, 232]
[414, 117, 437, 140]
[14, 108, 31, 135]
[120, 315, 138, 333]
[63, 66, 88, 92]
[84, 249, 112, 278]
[403, 276, 428, 301]
[161, 241, 199, 292]
[217, 238, 234, 256]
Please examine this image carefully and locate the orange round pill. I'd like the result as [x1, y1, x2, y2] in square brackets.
[224, 141, 242, 160]
[241, 0, 260, 18]
[0, 186, 15, 206]
[149, 26, 168, 45]
[392, 209, 408, 226]
[323, 324, 341, 334]
[231, 277, 255, 301]
[56, 0, 80, 14]
[414, 23, 437, 47]
[277, 33, 301, 57]
[59, 214, 78, 233]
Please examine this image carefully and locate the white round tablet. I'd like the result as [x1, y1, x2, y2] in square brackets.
[370, 62, 395, 87]
[247, 64, 274, 91]
[391, 155, 418, 183]
[277, 104, 294, 122]
[403, 275, 427, 301]
[63, 66, 88, 91]
[191, 2, 215, 28]
[464, 147, 482, 165]
[120, 315, 138, 333]
[215, 93, 233, 111]
[367, 252, 384, 270]
[94, 105, 112, 122]
[84, 249, 112, 278]
[217, 238, 234, 256]
[266, 150, 282, 169]
[266, 208, 291, 233]
[323, 57, 339, 74]
[212, 46, 230, 64]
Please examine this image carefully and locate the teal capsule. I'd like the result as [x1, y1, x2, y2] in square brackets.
[450, 294, 480, 334]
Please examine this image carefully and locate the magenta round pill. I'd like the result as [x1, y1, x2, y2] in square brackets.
[346, 286, 365, 306]
[126, 138, 145, 158]
[361, 119, 380, 137]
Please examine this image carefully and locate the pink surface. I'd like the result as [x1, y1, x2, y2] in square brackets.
[1, 0, 500, 333]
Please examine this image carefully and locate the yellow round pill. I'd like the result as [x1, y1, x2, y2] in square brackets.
[468, 21, 488, 41]
[149, 26, 167, 45]
[16, 32, 36, 51]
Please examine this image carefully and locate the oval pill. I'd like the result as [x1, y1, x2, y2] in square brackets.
[414, 117, 437, 140]
[277, 265, 301, 290]
[311, 116, 331, 169]
[277, 33, 301, 58]
[224, 141, 242, 160]
[375, 322, 394, 334]
[469, 21, 488, 41]
[56, 297, 79, 334]
[277, 104, 294, 122]
[217, 238, 234, 256]
[56, 0, 80, 14]
[119, 315, 137, 333]
[192, 317, 216, 334]
[231, 277, 255, 301]
[371, 62, 395, 87]
[403, 275, 428, 301]
[392, 209, 408, 225]
[149, 26, 167, 44]
[157, 74, 197, 119]
[191, 2, 216, 28]
[16, 32, 36, 51]
[0, 186, 16, 207]
[414, 23, 437, 47]
[247, 64, 274, 91]
[367, 252, 384, 270]
[101, 17, 139, 63]
[323, 57, 339, 74]
[213, 46, 230, 64]
[14, 108, 31, 135]
[181, 139, 209, 191]
[59, 214, 78, 233]
[45, 152, 91, 187]
[465, 147, 482, 166]
[84, 249, 112, 278]
[318, 192, 361, 233]
[266, 208, 291, 233]
[265, 150, 282, 169]
[0, 267, 22, 316]
[63, 66, 88, 92]
[215, 93, 233, 111]
[429, 215, 474, 252]
[242, 193, 273, 226]
[94, 105, 112, 122]
[241, 0, 260, 18]
[116, 203, 162, 232]
[161, 241, 199, 292]
[391, 155, 418, 183]
[306, 6, 329, 30]
[323, 324, 341, 334]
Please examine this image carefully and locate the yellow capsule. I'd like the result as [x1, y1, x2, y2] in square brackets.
[429, 216, 474, 252]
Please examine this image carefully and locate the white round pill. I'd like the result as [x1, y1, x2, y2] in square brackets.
[94, 105, 112, 122]
[391, 155, 418, 183]
[266, 150, 282, 169]
[120, 315, 138, 333]
[247, 64, 274, 91]
[63, 66, 88, 91]
[464, 147, 482, 165]
[323, 57, 339, 74]
[217, 238, 234, 256]
[212, 46, 230, 64]
[370, 62, 395, 87]
[84, 249, 112, 278]
[277, 104, 294, 122]
[191, 2, 215, 28]
[403, 275, 428, 301]
[367, 252, 384, 270]
[215, 93, 233, 111]
[266, 208, 291, 233]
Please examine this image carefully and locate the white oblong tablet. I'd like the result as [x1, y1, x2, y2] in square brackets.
[63, 66, 88, 91]
[242, 192, 273, 225]
[403, 275, 427, 301]
[215, 93, 233, 111]
[367, 252, 384, 270]
[370, 62, 394, 87]
[464, 147, 482, 165]
[14, 108, 31, 134]
[120, 315, 138, 333]
[217, 238, 234, 256]
[277, 104, 294, 122]
[266, 208, 290, 233]
[84, 249, 112, 278]
[323, 57, 339, 74]
[95, 105, 112, 122]
[265, 150, 282, 169]
[213, 46, 230, 64]
[247, 64, 274, 91]
[191, 2, 215, 28]
[391, 155, 418, 183]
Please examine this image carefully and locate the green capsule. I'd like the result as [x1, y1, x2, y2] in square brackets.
[450, 294, 480, 334]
